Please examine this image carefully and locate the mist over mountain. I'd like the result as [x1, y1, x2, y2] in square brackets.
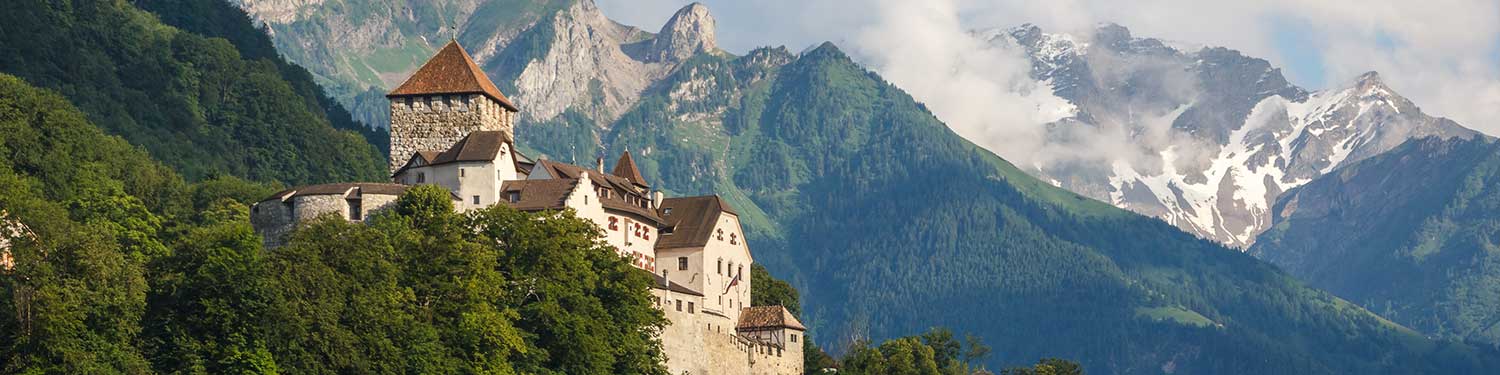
[984, 23, 1482, 247]
[224, 0, 1500, 372]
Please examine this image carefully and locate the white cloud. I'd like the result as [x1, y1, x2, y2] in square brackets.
[597, 0, 1500, 153]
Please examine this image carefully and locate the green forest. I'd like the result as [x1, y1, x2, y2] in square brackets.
[0, 0, 388, 185]
[1254, 136, 1500, 346]
[0, 74, 671, 373]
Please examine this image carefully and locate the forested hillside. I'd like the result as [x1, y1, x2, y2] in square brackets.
[0, 74, 668, 373]
[1254, 136, 1500, 346]
[0, 0, 386, 184]
[577, 42, 1500, 373]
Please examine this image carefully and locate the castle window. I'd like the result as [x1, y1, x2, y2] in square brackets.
[460, 168, 466, 177]
[417, 172, 426, 183]
[676, 300, 682, 312]
[791, 334, 798, 343]
[717, 259, 723, 275]
[688, 302, 695, 314]
[678, 257, 688, 271]
[347, 199, 362, 221]
[738, 265, 744, 278]
[404, 97, 413, 109]
[508, 192, 520, 203]
[472, 195, 480, 205]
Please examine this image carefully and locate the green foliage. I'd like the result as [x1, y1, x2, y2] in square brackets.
[0, 0, 387, 184]
[837, 328, 991, 375]
[1001, 358, 1084, 375]
[1253, 137, 1500, 346]
[0, 75, 666, 374]
[559, 42, 1500, 373]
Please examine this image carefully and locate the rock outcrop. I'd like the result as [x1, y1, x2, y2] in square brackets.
[647, 2, 718, 62]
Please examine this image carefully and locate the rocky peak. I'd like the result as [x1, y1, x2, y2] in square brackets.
[649, 2, 717, 62]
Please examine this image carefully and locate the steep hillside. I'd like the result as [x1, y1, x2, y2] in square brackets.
[0, 0, 386, 184]
[239, 1, 1500, 372]
[993, 24, 1480, 247]
[690, 43, 1496, 374]
[1253, 136, 1500, 346]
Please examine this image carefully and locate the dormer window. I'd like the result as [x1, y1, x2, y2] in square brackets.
[508, 191, 520, 203]
[663, 208, 673, 215]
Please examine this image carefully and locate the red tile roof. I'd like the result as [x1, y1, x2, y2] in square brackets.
[387, 40, 517, 111]
[612, 150, 648, 187]
[737, 306, 806, 331]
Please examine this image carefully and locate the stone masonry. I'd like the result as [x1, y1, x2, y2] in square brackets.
[388, 93, 515, 174]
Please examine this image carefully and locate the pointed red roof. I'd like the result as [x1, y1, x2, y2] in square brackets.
[612, 150, 648, 187]
[387, 40, 517, 111]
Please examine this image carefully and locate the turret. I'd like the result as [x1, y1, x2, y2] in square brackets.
[386, 40, 519, 175]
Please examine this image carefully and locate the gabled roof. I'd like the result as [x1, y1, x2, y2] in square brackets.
[612, 150, 648, 187]
[531, 160, 664, 224]
[392, 131, 516, 177]
[498, 179, 579, 211]
[387, 40, 518, 111]
[656, 195, 738, 249]
[261, 183, 413, 202]
[431, 131, 511, 165]
[737, 306, 806, 331]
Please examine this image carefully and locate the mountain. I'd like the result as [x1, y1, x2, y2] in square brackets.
[1252, 136, 1500, 346]
[0, 0, 386, 185]
[988, 24, 1480, 247]
[233, 1, 1500, 372]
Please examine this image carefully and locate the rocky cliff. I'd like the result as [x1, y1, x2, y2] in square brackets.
[990, 24, 1481, 247]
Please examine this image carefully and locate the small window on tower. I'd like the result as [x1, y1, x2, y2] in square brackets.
[678, 257, 688, 271]
[472, 195, 480, 205]
[791, 334, 798, 343]
[717, 259, 723, 275]
[688, 302, 695, 314]
[460, 168, 466, 178]
[347, 199, 362, 221]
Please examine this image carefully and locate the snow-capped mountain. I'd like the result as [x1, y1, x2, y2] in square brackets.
[985, 24, 1480, 247]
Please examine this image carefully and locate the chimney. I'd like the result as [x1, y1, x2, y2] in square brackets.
[662, 269, 671, 289]
[596, 156, 605, 173]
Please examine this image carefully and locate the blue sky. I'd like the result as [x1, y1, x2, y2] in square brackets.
[600, 0, 1500, 134]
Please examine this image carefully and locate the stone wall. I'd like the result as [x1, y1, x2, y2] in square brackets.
[654, 286, 803, 375]
[388, 93, 515, 173]
[250, 192, 403, 249]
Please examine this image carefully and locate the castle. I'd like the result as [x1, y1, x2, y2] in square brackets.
[250, 41, 805, 375]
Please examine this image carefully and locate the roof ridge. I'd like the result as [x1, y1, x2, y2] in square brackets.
[612, 150, 648, 187]
[387, 40, 518, 111]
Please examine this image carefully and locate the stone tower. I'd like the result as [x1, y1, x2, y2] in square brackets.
[386, 40, 519, 174]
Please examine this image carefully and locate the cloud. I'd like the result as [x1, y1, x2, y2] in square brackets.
[597, 0, 1500, 155]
